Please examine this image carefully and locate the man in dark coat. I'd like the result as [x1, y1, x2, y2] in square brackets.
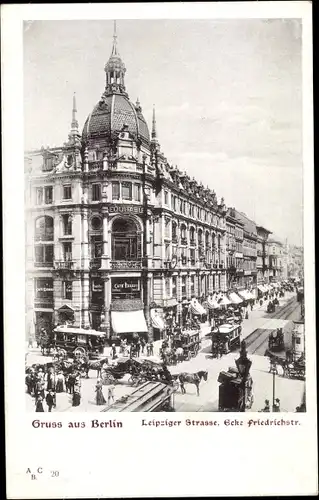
[45, 390, 56, 412]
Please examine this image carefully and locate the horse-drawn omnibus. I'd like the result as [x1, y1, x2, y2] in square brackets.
[211, 323, 241, 357]
[53, 325, 107, 359]
[172, 329, 201, 360]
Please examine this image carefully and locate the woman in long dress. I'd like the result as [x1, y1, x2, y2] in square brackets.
[72, 386, 81, 407]
[95, 379, 106, 405]
[35, 395, 44, 412]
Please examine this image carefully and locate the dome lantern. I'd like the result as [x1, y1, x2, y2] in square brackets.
[104, 21, 127, 97]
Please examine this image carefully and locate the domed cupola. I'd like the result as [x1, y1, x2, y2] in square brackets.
[82, 22, 150, 146]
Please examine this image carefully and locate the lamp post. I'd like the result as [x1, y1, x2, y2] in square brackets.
[235, 340, 252, 412]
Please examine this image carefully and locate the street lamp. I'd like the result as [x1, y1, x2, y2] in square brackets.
[235, 340, 252, 412]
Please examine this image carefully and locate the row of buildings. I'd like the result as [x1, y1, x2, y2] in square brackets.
[24, 27, 304, 341]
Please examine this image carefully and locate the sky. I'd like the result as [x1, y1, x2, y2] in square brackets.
[24, 19, 303, 246]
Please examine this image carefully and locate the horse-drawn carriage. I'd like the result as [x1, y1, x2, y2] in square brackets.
[100, 357, 169, 386]
[52, 325, 107, 360]
[267, 351, 305, 381]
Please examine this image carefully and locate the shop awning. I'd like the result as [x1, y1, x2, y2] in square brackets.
[190, 299, 207, 315]
[257, 285, 266, 293]
[248, 290, 257, 300]
[111, 310, 148, 334]
[150, 309, 165, 330]
[238, 290, 250, 300]
[218, 295, 231, 306]
[207, 297, 220, 309]
[228, 292, 243, 304]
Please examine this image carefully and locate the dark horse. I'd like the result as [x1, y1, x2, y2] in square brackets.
[178, 370, 208, 396]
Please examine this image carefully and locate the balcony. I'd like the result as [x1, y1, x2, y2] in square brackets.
[54, 260, 74, 270]
[172, 236, 178, 244]
[180, 237, 188, 246]
[111, 260, 142, 270]
[181, 256, 187, 265]
[190, 259, 196, 267]
[88, 160, 103, 171]
[190, 239, 196, 246]
[90, 258, 102, 270]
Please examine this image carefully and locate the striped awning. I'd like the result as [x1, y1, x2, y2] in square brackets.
[190, 298, 207, 315]
[217, 295, 231, 306]
[238, 290, 250, 300]
[150, 309, 165, 330]
[228, 292, 243, 304]
[207, 297, 220, 310]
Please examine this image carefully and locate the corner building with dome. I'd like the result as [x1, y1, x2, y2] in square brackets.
[25, 29, 229, 343]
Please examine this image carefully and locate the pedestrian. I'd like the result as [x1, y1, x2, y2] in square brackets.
[46, 368, 55, 391]
[261, 399, 270, 412]
[72, 386, 81, 407]
[149, 341, 154, 356]
[250, 302, 253, 311]
[111, 343, 117, 360]
[28, 336, 33, 349]
[55, 371, 65, 393]
[35, 395, 44, 412]
[245, 310, 249, 320]
[140, 338, 145, 355]
[95, 379, 106, 405]
[45, 390, 56, 412]
[146, 342, 150, 357]
[107, 385, 115, 405]
[273, 398, 280, 412]
[136, 339, 141, 358]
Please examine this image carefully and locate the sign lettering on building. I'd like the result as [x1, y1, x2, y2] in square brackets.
[111, 278, 141, 299]
[108, 204, 143, 214]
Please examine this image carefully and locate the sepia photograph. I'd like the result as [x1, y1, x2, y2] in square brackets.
[24, 18, 306, 414]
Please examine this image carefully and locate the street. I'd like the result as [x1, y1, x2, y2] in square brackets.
[26, 292, 304, 413]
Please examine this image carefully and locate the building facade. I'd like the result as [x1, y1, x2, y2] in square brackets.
[256, 225, 272, 284]
[267, 238, 284, 282]
[25, 30, 228, 342]
[232, 211, 257, 291]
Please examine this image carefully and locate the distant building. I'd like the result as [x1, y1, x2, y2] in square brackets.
[256, 225, 272, 284]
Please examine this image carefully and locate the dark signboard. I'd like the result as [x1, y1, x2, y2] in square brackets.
[111, 278, 141, 300]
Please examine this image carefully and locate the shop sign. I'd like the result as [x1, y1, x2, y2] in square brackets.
[108, 204, 143, 214]
[112, 278, 140, 293]
[92, 280, 103, 293]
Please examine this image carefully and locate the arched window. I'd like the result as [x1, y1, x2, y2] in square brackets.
[172, 221, 177, 241]
[112, 218, 141, 261]
[198, 229, 203, 245]
[180, 224, 187, 240]
[35, 216, 54, 241]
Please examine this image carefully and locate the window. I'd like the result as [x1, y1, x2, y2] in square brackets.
[63, 281, 73, 300]
[181, 276, 187, 297]
[190, 275, 195, 294]
[180, 225, 186, 239]
[63, 184, 72, 200]
[134, 184, 141, 202]
[190, 248, 195, 264]
[44, 186, 53, 204]
[165, 244, 170, 260]
[35, 216, 54, 241]
[34, 244, 54, 265]
[165, 277, 171, 298]
[36, 188, 43, 205]
[122, 182, 132, 201]
[112, 218, 141, 261]
[172, 222, 177, 240]
[62, 214, 72, 235]
[35, 278, 53, 299]
[190, 227, 195, 242]
[172, 276, 177, 297]
[91, 216, 102, 231]
[164, 191, 169, 206]
[43, 156, 54, 172]
[91, 235, 103, 258]
[112, 182, 120, 200]
[92, 183, 101, 201]
[172, 195, 176, 211]
[63, 242, 72, 261]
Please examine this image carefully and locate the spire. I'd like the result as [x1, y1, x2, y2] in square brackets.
[71, 92, 78, 130]
[152, 105, 157, 139]
[111, 20, 118, 56]
[151, 105, 160, 151]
